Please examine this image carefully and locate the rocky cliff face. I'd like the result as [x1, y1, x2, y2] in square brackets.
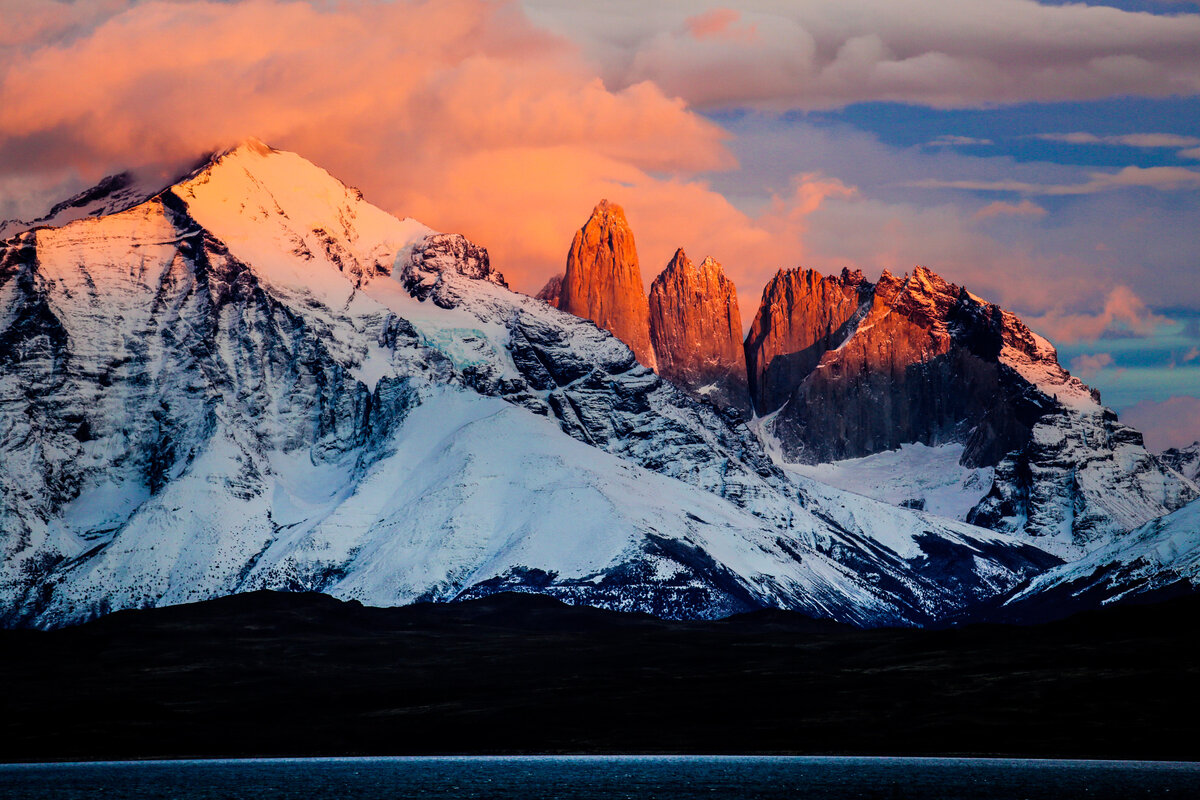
[755, 267, 1054, 467]
[745, 267, 871, 416]
[1161, 442, 1200, 482]
[557, 200, 656, 369]
[648, 249, 749, 415]
[749, 265, 1196, 558]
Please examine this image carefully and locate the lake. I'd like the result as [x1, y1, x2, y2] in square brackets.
[2, 755, 1198, 799]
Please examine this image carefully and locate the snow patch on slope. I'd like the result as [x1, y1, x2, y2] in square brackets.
[787, 443, 994, 522]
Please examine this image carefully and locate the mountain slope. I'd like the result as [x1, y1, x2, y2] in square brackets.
[1161, 442, 1200, 482]
[997, 497, 1200, 622]
[1, 141, 1059, 628]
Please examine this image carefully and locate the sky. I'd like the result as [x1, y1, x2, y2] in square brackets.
[1, 0, 1198, 448]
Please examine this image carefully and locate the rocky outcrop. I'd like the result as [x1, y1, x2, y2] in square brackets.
[744, 267, 871, 415]
[403, 234, 506, 304]
[535, 273, 563, 307]
[749, 264, 1196, 558]
[1161, 442, 1200, 482]
[759, 267, 1053, 467]
[558, 200, 656, 369]
[648, 249, 749, 415]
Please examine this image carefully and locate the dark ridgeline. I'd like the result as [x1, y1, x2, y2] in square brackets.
[2, 590, 1197, 762]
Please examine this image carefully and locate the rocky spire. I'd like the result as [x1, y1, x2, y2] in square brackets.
[649, 249, 749, 414]
[558, 200, 656, 368]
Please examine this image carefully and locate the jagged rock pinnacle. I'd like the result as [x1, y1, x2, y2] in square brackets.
[558, 200, 656, 368]
[649, 249, 748, 414]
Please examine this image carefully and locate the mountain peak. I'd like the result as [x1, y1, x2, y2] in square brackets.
[206, 136, 276, 164]
[559, 200, 656, 368]
[590, 198, 628, 225]
[663, 250, 723, 278]
[665, 247, 691, 271]
[649, 248, 748, 414]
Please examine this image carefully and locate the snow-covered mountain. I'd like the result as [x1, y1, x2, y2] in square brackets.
[0, 170, 174, 240]
[0, 139, 1066, 629]
[997, 497, 1200, 622]
[1161, 442, 1200, 483]
[744, 266, 1195, 560]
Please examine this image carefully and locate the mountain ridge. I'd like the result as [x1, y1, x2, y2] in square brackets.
[0, 141, 1063, 629]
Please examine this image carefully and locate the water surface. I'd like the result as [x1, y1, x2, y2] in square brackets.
[2, 755, 1198, 799]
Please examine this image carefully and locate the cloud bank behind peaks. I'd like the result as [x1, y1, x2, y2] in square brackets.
[524, 0, 1200, 109]
[1, 0, 823, 297]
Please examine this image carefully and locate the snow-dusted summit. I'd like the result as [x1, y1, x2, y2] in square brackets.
[1, 140, 1062, 628]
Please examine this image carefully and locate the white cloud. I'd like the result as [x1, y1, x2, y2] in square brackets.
[1033, 132, 1200, 148]
[909, 166, 1200, 195]
[973, 199, 1047, 220]
[927, 135, 994, 147]
[1029, 286, 1172, 343]
[1070, 352, 1116, 378]
[523, 0, 1200, 109]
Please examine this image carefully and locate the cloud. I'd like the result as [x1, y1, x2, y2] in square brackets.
[1180, 147, 1200, 160]
[1032, 132, 1200, 148]
[1120, 395, 1200, 451]
[927, 135, 994, 147]
[2, 0, 1198, 356]
[686, 8, 758, 42]
[523, 0, 1200, 110]
[0, 0, 872, 312]
[973, 199, 1047, 220]
[1070, 352, 1116, 378]
[909, 166, 1200, 195]
[1028, 286, 1172, 343]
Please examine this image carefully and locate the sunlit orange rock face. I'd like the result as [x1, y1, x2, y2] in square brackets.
[558, 200, 657, 369]
[744, 267, 871, 415]
[748, 265, 1053, 465]
[649, 249, 749, 414]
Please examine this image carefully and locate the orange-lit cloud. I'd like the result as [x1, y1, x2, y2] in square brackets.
[0, 0, 1193, 351]
[1027, 286, 1171, 344]
[0, 0, 863, 321]
[686, 9, 758, 43]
